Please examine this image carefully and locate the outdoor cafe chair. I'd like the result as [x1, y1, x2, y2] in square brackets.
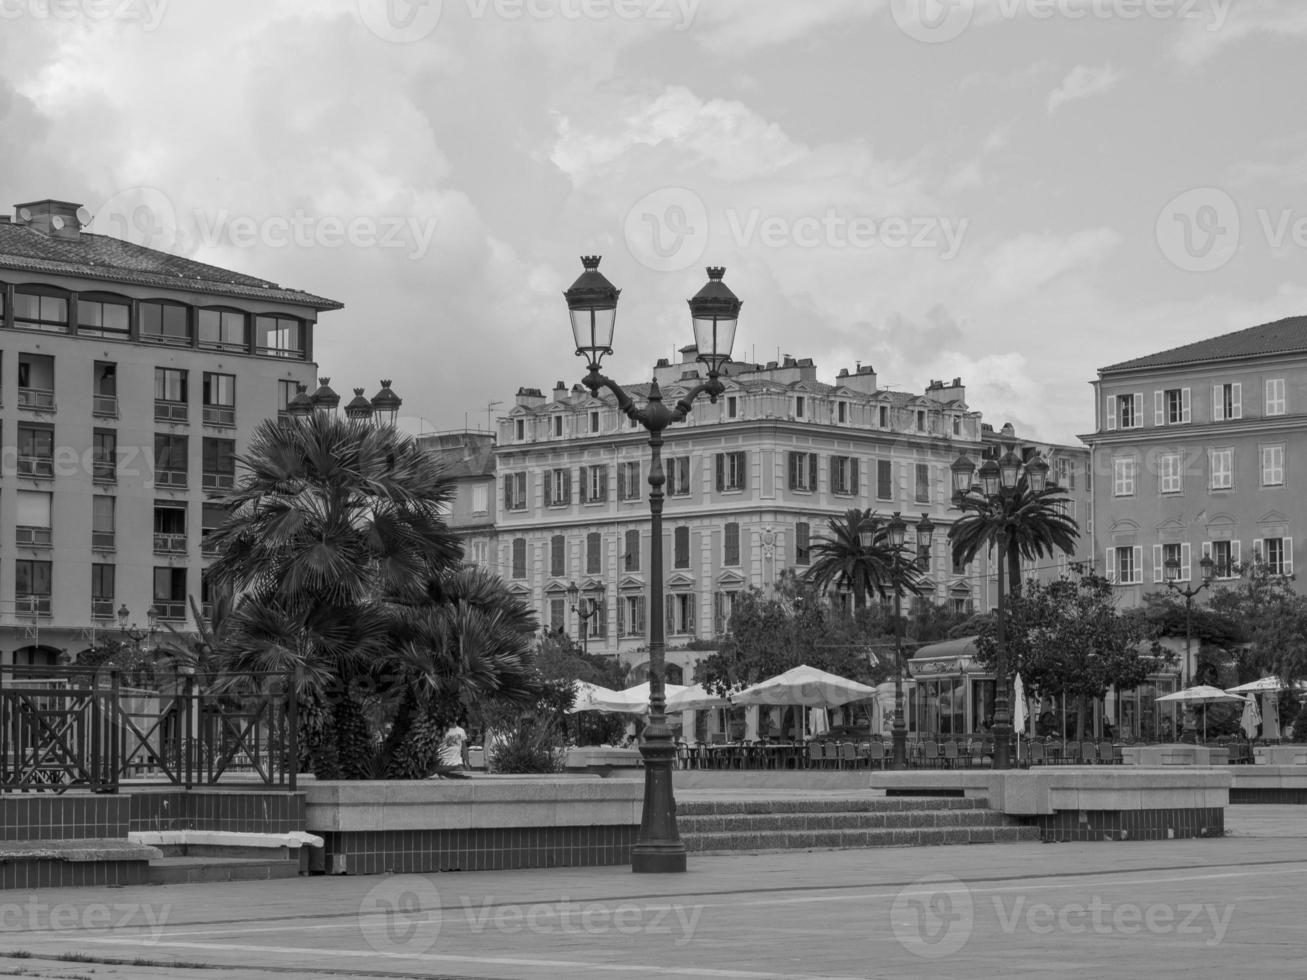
[807, 741, 824, 769]
[921, 739, 941, 769]
[942, 739, 961, 769]
[863, 741, 885, 769]
[1080, 740, 1099, 764]
[1026, 739, 1046, 766]
[1063, 741, 1082, 765]
[838, 741, 858, 769]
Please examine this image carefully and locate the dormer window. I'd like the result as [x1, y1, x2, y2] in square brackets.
[794, 396, 805, 419]
[837, 401, 847, 424]
[590, 411, 600, 433]
[515, 418, 525, 441]
[727, 396, 738, 418]
[553, 415, 563, 437]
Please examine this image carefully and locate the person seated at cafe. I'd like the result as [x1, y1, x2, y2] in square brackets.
[1102, 720, 1114, 741]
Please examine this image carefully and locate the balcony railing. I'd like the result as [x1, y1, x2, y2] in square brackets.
[92, 461, 116, 484]
[154, 399, 189, 423]
[91, 531, 115, 552]
[201, 535, 219, 556]
[277, 412, 295, 429]
[154, 469, 188, 489]
[202, 405, 235, 427]
[93, 394, 119, 418]
[202, 472, 235, 491]
[16, 526, 52, 549]
[17, 387, 55, 411]
[17, 456, 54, 479]
[256, 345, 305, 360]
[153, 533, 188, 554]
[91, 598, 115, 620]
[14, 595, 52, 617]
[154, 601, 187, 621]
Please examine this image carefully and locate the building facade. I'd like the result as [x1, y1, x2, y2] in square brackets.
[0, 198, 339, 665]
[1083, 315, 1307, 608]
[454, 348, 1092, 677]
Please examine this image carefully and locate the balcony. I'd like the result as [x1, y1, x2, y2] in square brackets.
[91, 598, 115, 620]
[202, 472, 235, 491]
[202, 405, 235, 427]
[154, 601, 187, 622]
[93, 394, 119, 418]
[17, 456, 54, 479]
[15, 595, 52, 618]
[16, 526, 52, 549]
[153, 533, 188, 554]
[154, 469, 188, 489]
[18, 388, 55, 412]
[154, 399, 189, 423]
[256, 345, 305, 360]
[93, 461, 116, 484]
[91, 531, 115, 552]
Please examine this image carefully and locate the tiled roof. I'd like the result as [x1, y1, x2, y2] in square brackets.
[0, 223, 342, 310]
[1101, 315, 1307, 373]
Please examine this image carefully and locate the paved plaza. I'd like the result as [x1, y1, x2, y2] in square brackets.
[0, 804, 1301, 980]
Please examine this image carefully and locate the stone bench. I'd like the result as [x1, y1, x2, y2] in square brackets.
[0, 838, 162, 890]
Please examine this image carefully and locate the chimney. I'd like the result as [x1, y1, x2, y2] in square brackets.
[679, 344, 698, 363]
[553, 381, 568, 403]
[515, 386, 545, 409]
[13, 199, 88, 241]
[839, 362, 878, 395]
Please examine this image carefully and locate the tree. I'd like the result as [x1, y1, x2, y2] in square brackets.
[1205, 559, 1307, 683]
[805, 509, 921, 610]
[948, 475, 1080, 599]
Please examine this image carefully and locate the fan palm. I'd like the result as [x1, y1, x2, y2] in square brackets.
[806, 509, 925, 609]
[948, 476, 1080, 599]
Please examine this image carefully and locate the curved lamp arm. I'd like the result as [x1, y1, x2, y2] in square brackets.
[582, 365, 725, 431]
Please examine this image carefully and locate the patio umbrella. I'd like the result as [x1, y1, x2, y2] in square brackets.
[1013, 674, 1027, 762]
[665, 684, 732, 712]
[732, 664, 878, 707]
[1240, 696, 1262, 739]
[567, 680, 623, 714]
[1227, 676, 1307, 693]
[1156, 686, 1251, 742]
[606, 681, 690, 714]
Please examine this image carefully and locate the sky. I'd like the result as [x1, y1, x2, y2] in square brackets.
[3, 0, 1306, 444]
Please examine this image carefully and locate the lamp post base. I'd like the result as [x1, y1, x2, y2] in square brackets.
[890, 726, 908, 770]
[631, 729, 687, 874]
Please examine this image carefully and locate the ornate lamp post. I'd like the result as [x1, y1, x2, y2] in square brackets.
[1164, 554, 1215, 694]
[867, 512, 934, 770]
[116, 604, 158, 651]
[288, 379, 402, 425]
[949, 449, 1049, 770]
[566, 581, 598, 656]
[566, 255, 741, 873]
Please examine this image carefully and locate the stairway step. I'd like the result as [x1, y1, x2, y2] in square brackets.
[678, 809, 1017, 833]
[677, 796, 986, 816]
[684, 824, 1040, 852]
[147, 857, 300, 885]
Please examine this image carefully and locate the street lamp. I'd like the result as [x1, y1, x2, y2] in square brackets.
[866, 512, 934, 770]
[566, 581, 598, 656]
[1165, 553, 1216, 693]
[950, 448, 1049, 770]
[566, 255, 741, 873]
[290, 380, 402, 425]
[116, 604, 158, 650]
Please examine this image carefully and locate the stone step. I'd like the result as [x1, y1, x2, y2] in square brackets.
[676, 796, 986, 816]
[678, 809, 1016, 833]
[147, 856, 301, 886]
[684, 824, 1040, 852]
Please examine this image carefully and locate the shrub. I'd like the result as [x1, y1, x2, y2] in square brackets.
[487, 714, 569, 774]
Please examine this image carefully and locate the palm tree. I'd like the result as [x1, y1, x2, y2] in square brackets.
[806, 509, 924, 609]
[948, 475, 1080, 600]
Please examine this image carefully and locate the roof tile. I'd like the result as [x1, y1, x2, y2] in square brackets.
[1101, 315, 1307, 373]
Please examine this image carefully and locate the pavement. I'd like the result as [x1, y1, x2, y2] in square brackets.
[0, 804, 1301, 980]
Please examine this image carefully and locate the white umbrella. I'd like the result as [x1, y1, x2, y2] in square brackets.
[732, 664, 878, 707]
[665, 683, 732, 711]
[609, 681, 690, 713]
[1156, 686, 1251, 743]
[1012, 674, 1027, 735]
[1227, 676, 1307, 693]
[1240, 696, 1262, 739]
[567, 680, 623, 714]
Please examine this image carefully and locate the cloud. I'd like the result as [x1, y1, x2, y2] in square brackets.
[1046, 64, 1121, 114]
[1171, 1, 1307, 65]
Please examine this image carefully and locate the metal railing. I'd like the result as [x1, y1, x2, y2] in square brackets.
[154, 469, 188, 489]
[14, 595, 52, 617]
[17, 456, 54, 478]
[153, 533, 188, 554]
[93, 394, 119, 418]
[91, 531, 115, 552]
[202, 405, 235, 427]
[154, 399, 189, 423]
[153, 601, 187, 621]
[16, 526, 52, 549]
[17, 388, 55, 411]
[202, 472, 234, 491]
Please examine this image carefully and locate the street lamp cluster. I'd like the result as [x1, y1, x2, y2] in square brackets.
[285, 378, 403, 425]
[116, 604, 158, 649]
[566, 255, 741, 874]
[566, 581, 599, 656]
[1165, 552, 1215, 692]
[948, 448, 1049, 770]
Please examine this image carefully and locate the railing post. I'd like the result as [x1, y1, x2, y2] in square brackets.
[108, 669, 121, 793]
[286, 669, 298, 792]
[183, 673, 195, 790]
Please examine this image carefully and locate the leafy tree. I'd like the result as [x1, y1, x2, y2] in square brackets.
[805, 509, 923, 610]
[948, 474, 1079, 599]
[1205, 559, 1307, 684]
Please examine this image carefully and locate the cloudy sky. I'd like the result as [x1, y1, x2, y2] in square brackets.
[3, 0, 1305, 443]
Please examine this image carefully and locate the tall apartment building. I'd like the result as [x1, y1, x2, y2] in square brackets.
[0, 198, 338, 665]
[1082, 314, 1307, 606]
[459, 348, 1092, 679]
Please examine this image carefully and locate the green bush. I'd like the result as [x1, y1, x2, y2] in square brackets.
[487, 714, 568, 774]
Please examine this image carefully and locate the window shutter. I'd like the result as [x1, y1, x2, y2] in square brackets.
[788, 452, 797, 490]
[579, 468, 589, 504]
[1253, 538, 1263, 563]
[617, 463, 626, 500]
[1181, 542, 1191, 581]
[688, 592, 696, 633]
[1232, 540, 1241, 569]
[715, 453, 724, 492]
[714, 591, 723, 634]
[1182, 387, 1191, 423]
[1232, 383, 1242, 419]
[1285, 538, 1294, 575]
[1106, 395, 1117, 430]
[596, 598, 607, 638]
[666, 595, 674, 633]
[617, 596, 625, 636]
[503, 475, 512, 510]
[738, 452, 747, 490]
[1105, 548, 1116, 584]
[544, 470, 553, 503]
[1212, 385, 1224, 422]
[850, 457, 859, 495]
[636, 595, 646, 635]
[809, 453, 818, 492]
[563, 470, 571, 505]
[1133, 394, 1143, 426]
[1153, 544, 1163, 584]
[1132, 546, 1142, 584]
[599, 466, 608, 501]
[829, 456, 838, 492]
[1154, 390, 1165, 426]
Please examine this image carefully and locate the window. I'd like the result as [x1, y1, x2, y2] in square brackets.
[1055, 458, 1076, 490]
[153, 502, 188, 554]
[726, 396, 738, 418]
[140, 301, 191, 345]
[1262, 445, 1285, 486]
[586, 532, 602, 574]
[1112, 457, 1136, 497]
[550, 535, 566, 577]
[674, 526, 690, 569]
[15, 491, 52, 549]
[714, 590, 739, 634]
[255, 315, 304, 358]
[511, 538, 527, 578]
[202, 373, 236, 427]
[277, 380, 298, 427]
[915, 463, 931, 503]
[1157, 387, 1191, 425]
[715, 451, 747, 492]
[202, 438, 236, 490]
[154, 433, 189, 488]
[1153, 542, 1189, 583]
[1107, 545, 1141, 585]
[618, 461, 641, 500]
[153, 567, 188, 620]
[1205, 540, 1239, 579]
[579, 464, 608, 504]
[17, 353, 55, 411]
[17, 423, 54, 477]
[155, 368, 188, 422]
[201, 501, 228, 555]
[952, 553, 967, 575]
[92, 496, 115, 552]
[624, 529, 640, 571]
[78, 293, 130, 338]
[1209, 448, 1233, 490]
[93, 361, 118, 417]
[553, 415, 563, 438]
[837, 401, 847, 424]
[470, 484, 488, 513]
[91, 564, 115, 619]
[877, 459, 893, 500]
[198, 308, 248, 351]
[879, 405, 889, 428]
[503, 472, 528, 511]
[724, 522, 740, 566]
[515, 419, 525, 441]
[618, 594, 646, 637]
[952, 416, 961, 436]
[548, 598, 566, 632]
[1106, 392, 1142, 430]
[1266, 378, 1286, 416]
[788, 452, 817, 492]
[830, 456, 858, 496]
[794, 396, 805, 419]
[1257, 537, 1293, 576]
[14, 559, 52, 616]
[13, 287, 69, 333]
[916, 410, 926, 432]
[667, 592, 695, 635]
[668, 457, 690, 496]
[590, 411, 600, 433]
[949, 595, 973, 617]
[93, 429, 117, 483]
[1158, 452, 1183, 495]
[795, 522, 811, 566]
[1213, 383, 1242, 421]
[546, 468, 571, 506]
